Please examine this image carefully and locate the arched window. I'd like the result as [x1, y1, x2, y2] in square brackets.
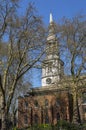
[45, 99, 49, 107]
[34, 100, 39, 107]
[45, 109, 49, 124]
[45, 116, 49, 124]
[24, 115, 28, 124]
[57, 113, 60, 120]
[34, 114, 39, 124]
[82, 92, 86, 104]
[24, 101, 28, 109]
[83, 107, 86, 121]
[56, 98, 60, 107]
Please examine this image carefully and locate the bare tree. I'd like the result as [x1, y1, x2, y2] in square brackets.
[0, 0, 46, 130]
[58, 15, 86, 123]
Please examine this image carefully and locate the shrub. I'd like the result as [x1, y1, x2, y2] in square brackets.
[56, 120, 82, 130]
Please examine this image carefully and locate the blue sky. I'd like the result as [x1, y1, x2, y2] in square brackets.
[19, 0, 86, 25]
[19, 0, 86, 87]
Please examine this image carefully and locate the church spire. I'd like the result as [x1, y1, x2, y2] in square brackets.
[47, 13, 56, 41]
[42, 13, 64, 87]
[50, 13, 53, 23]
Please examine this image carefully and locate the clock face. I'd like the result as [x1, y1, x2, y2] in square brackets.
[46, 78, 51, 84]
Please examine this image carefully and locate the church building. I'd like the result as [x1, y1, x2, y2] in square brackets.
[18, 14, 86, 129]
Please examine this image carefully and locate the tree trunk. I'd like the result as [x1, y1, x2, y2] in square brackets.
[72, 88, 77, 123]
[72, 89, 81, 124]
[76, 95, 81, 124]
[1, 97, 7, 130]
[1, 111, 7, 130]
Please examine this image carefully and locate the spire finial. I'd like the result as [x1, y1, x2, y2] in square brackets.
[50, 13, 53, 23]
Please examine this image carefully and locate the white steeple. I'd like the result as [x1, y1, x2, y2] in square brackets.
[42, 13, 64, 87]
[50, 13, 53, 23]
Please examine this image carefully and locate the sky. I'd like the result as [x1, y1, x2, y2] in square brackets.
[19, 0, 86, 87]
[19, 0, 86, 25]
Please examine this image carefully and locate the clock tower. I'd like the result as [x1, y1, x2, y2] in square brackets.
[42, 13, 64, 87]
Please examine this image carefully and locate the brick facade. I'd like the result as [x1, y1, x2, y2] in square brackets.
[18, 87, 73, 128]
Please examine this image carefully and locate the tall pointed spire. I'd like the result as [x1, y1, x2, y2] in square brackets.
[42, 14, 64, 87]
[50, 13, 53, 23]
[47, 13, 56, 41]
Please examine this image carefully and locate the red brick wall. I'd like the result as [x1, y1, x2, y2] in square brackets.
[18, 91, 70, 128]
